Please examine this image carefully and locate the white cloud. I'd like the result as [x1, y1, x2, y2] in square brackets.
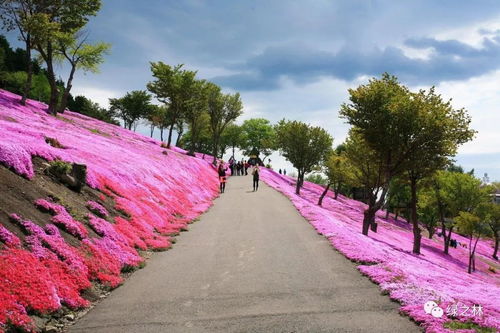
[433, 70, 500, 155]
[70, 86, 122, 108]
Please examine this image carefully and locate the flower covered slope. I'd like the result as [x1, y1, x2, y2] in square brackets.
[261, 169, 500, 333]
[0, 90, 219, 332]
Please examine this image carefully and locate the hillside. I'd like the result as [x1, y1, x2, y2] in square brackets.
[0, 90, 219, 332]
[261, 169, 500, 333]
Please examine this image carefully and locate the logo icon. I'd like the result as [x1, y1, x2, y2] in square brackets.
[424, 301, 444, 318]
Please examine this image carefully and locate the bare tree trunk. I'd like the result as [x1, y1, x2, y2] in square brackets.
[212, 135, 219, 165]
[493, 233, 499, 260]
[445, 227, 454, 255]
[334, 182, 340, 200]
[363, 207, 376, 235]
[295, 171, 303, 195]
[176, 126, 183, 147]
[318, 183, 330, 206]
[21, 36, 33, 106]
[57, 64, 77, 114]
[410, 177, 421, 254]
[46, 42, 59, 115]
[150, 124, 155, 137]
[167, 122, 175, 148]
[468, 236, 473, 274]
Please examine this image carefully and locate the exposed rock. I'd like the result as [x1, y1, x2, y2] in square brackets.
[64, 313, 76, 321]
[44, 325, 59, 333]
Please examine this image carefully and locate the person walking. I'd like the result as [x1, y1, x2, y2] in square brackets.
[252, 164, 260, 191]
[279, 169, 282, 174]
[218, 161, 227, 193]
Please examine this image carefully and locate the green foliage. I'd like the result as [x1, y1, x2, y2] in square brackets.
[206, 82, 243, 162]
[147, 62, 197, 147]
[47, 160, 72, 176]
[240, 118, 275, 157]
[221, 123, 244, 157]
[275, 119, 333, 194]
[436, 170, 489, 217]
[109, 90, 153, 130]
[417, 186, 439, 237]
[324, 150, 357, 199]
[184, 79, 210, 154]
[443, 321, 496, 333]
[305, 173, 328, 185]
[67, 95, 117, 125]
[22, 0, 104, 114]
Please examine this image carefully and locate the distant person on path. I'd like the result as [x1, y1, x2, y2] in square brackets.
[284, 169, 287, 176]
[244, 160, 249, 175]
[218, 161, 227, 193]
[279, 169, 282, 174]
[252, 164, 260, 191]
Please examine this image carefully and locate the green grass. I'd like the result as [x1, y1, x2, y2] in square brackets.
[444, 321, 496, 333]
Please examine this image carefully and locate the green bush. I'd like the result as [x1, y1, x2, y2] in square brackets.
[48, 160, 72, 176]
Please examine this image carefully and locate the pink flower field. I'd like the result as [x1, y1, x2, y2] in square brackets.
[261, 169, 500, 332]
[0, 90, 219, 332]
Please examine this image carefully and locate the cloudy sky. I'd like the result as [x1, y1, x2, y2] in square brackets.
[65, 0, 500, 180]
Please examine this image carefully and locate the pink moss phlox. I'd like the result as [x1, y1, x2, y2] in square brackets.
[0, 225, 21, 248]
[0, 89, 221, 330]
[86, 200, 109, 218]
[260, 168, 500, 333]
[34, 199, 88, 239]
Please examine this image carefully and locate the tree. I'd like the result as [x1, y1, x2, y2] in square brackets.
[417, 188, 439, 239]
[384, 178, 410, 221]
[179, 113, 212, 155]
[455, 211, 488, 273]
[0, 0, 35, 105]
[339, 74, 410, 235]
[275, 120, 333, 195]
[184, 79, 209, 155]
[147, 62, 197, 148]
[27, 0, 102, 114]
[67, 95, 117, 124]
[306, 173, 328, 186]
[318, 150, 354, 206]
[109, 90, 153, 131]
[55, 33, 109, 113]
[476, 202, 500, 260]
[207, 83, 243, 163]
[240, 118, 275, 160]
[434, 170, 490, 254]
[221, 123, 244, 159]
[344, 130, 388, 234]
[399, 88, 475, 254]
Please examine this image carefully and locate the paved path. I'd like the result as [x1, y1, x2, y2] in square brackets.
[71, 176, 420, 333]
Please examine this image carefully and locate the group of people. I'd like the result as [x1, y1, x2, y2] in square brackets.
[217, 158, 261, 193]
[229, 158, 250, 176]
[278, 169, 287, 175]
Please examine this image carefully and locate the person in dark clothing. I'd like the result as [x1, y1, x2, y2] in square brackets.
[244, 160, 249, 175]
[218, 162, 227, 193]
[279, 169, 282, 174]
[252, 164, 260, 191]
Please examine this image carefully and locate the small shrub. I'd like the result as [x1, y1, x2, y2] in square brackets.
[47, 160, 72, 177]
[45, 137, 65, 149]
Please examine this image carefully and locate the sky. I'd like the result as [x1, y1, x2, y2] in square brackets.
[25, 0, 500, 180]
